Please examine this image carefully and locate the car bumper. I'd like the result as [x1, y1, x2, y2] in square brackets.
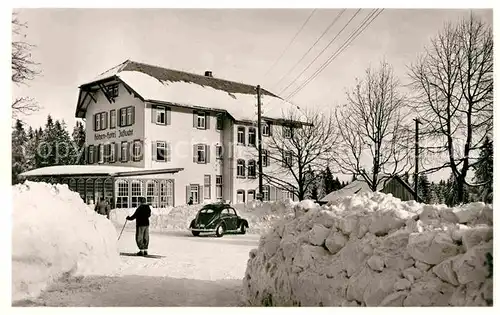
[190, 228, 216, 232]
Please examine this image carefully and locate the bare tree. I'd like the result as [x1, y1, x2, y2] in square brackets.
[12, 12, 40, 117]
[408, 14, 493, 204]
[260, 108, 338, 201]
[334, 61, 411, 191]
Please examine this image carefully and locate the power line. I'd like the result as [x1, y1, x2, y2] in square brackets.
[262, 9, 317, 78]
[271, 9, 346, 90]
[285, 9, 384, 100]
[276, 9, 363, 97]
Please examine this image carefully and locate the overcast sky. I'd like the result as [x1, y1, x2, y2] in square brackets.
[12, 8, 493, 181]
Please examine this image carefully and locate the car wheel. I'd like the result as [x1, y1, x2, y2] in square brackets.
[215, 224, 225, 237]
[192, 231, 200, 237]
[239, 223, 246, 235]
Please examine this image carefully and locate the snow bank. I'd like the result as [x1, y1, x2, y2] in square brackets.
[109, 200, 296, 234]
[12, 181, 120, 302]
[243, 192, 493, 306]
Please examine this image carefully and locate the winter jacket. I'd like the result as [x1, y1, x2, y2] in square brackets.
[127, 204, 152, 227]
[95, 200, 111, 216]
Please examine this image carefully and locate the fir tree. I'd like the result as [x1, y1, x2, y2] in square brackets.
[12, 119, 27, 184]
[323, 166, 335, 195]
[474, 137, 493, 203]
[417, 174, 431, 204]
[72, 121, 86, 164]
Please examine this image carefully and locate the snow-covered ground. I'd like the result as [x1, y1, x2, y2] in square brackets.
[244, 193, 493, 306]
[12, 181, 493, 307]
[12, 181, 120, 302]
[14, 229, 259, 306]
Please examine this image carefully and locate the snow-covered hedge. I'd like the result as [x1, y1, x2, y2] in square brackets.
[109, 199, 297, 234]
[243, 193, 493, 306]
[12, 181, 120, 302]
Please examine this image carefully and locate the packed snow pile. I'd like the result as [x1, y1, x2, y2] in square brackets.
[12, 181, 120, 302]
[243, 192, 493, 306]
[109, 200, 296, 234]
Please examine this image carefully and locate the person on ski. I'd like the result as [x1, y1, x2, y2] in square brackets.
[95, 197, 111, 219]
[126, 197, 152, 256]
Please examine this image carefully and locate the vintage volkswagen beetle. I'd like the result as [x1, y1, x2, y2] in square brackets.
[189, 203, 249, 237]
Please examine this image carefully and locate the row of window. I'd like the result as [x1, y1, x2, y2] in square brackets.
[64, 177, 113, 205]
[87, 140, 283, 168]
[116, 180, 174, 208]
[154, 106, 276, 138]
[87, 140, 143, 164]
[94, 106, 135, 131]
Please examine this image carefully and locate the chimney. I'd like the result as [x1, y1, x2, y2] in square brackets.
[204, 71, 213, 77]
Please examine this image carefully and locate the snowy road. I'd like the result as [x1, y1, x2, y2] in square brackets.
[14, 228, 260, 307]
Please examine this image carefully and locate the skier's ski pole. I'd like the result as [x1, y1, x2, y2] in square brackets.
[117, 220, 127, 241]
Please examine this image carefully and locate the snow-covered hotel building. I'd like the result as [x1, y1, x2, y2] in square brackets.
[21, 60, 298, 208]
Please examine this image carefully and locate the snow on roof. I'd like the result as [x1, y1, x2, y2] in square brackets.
[119, 70, 296, 121]
[320, 177, 392, 202]
[20, 165, 144, 176]
[78, 60, 302, 122]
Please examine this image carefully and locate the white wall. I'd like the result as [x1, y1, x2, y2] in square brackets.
[144, 103, 224, 205]
[85, 83, 145, 168]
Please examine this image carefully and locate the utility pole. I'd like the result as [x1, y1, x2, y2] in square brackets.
[414, 118, 421, 201]
[257, 85, 264, 201]
[257, 85, 263, 201]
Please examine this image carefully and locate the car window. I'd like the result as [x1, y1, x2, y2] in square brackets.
[230, 208, 237, 216]
[221, 209, 230, 215]
[200, 209, 214, 214]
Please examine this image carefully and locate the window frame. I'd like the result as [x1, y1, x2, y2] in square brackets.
[121, 141, 128, 162]
[197, 112, 206, 129]
[283, 125, 292, 139]
[156, 106, 166, 125]
[237, 159, 246, 177]
[190, 184, 200, 204]
[248, 160, 257, 178]
[262, 122, 270, 137]
[248, 127, 256, 146]
[132, 140, 142, 162]
[216, 175, 223, 200]
[216, 145, 223, 160]
[262, 149, 269, 167]
[262, 185, 270, 201]
[196, 144, 206, 163]
[146, 180, 159, 208]
[107, 83, 119, 98]
[236, 190, 245, 203]
[130, 181, 143, 208]
[237, 126, 245, 145]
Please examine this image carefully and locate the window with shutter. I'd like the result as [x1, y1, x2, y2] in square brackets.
[156, 106, 166, 125]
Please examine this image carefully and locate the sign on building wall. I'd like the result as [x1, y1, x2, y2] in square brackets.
[94, 129, 134, 141]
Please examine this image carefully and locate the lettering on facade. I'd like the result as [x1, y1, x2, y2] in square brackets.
[94, 129, 134, 141]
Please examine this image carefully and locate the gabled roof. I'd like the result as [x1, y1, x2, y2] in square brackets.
[77, 60, 300, 122]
